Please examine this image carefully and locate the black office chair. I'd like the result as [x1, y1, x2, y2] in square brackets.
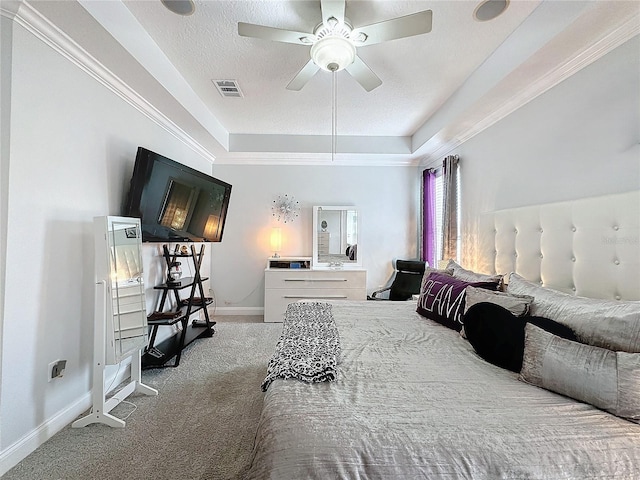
[368, 260, 426, 301]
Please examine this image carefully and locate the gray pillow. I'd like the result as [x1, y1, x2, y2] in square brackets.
[507, 273, 640, 353]
[446, 259, 504, 286]
[520, 324, 640, 423]
[463, 286, 533, 316]
[418, 266, 454, 293]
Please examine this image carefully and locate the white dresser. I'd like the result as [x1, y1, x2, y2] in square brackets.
[264, 258, 366, 323]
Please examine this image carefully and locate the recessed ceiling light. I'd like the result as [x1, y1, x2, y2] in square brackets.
[473, 0, 509, 22]
[161, 0, 195, 16]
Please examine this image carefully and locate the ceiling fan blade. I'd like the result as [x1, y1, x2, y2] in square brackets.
[238, 22, 315, 45]
[345, 56, 382, 92]
[351, 10, 432, 46]
[321, 0, 346, 26]
[287, 60, 320, 91]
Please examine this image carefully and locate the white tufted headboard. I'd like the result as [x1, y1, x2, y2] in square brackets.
[476, 191, 640, 301]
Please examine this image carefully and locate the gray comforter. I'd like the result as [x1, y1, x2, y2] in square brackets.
[247, 301, 640, 479]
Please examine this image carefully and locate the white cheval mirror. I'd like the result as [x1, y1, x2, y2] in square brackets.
[312, 206, 361, 269]
[73, 215, 157, 428]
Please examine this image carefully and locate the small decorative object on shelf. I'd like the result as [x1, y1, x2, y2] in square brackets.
[272, 194, 300, 223]
[167, 261, 182, 285]
[147, 310, 181, 321]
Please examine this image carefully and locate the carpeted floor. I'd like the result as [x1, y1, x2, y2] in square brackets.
[4, 318, 281, 480]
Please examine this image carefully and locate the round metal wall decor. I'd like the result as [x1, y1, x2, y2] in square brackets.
[272, 194, 300, 223]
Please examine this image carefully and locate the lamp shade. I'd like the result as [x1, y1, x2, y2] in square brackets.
[270, 227, 282, 256]
[311, 36, 356, 72]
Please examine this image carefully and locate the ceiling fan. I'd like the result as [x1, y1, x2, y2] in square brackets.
[238, 0, 433, 92]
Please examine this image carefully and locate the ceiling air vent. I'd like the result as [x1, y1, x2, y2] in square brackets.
[213, 79, 243, 98]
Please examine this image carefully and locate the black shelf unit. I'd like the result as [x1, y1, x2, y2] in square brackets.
[142, 244, 215, 368]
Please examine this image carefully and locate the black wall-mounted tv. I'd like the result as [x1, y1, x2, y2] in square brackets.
[123, 147, 232, 243]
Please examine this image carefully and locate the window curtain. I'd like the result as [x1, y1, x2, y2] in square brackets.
[441, 155, 459, 262]
[422, 168, 436, 266]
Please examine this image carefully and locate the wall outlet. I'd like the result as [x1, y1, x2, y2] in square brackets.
[48, 359, 67, 382]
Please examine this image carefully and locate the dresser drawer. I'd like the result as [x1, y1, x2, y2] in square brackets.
[265, 288, 364, 323]
[265, 270, 366, 289]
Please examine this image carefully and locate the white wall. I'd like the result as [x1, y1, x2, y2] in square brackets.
[208, 164, 419, 313]
[0, 19, 215, 466]
[450, 36, 640, 270]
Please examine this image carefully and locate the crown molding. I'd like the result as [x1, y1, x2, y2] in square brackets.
[214, 151, 420, 167]
[0, 1, 21, 20]
[7, 1, 217, 164]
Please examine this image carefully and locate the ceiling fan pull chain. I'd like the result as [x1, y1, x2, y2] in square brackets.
[332, 70, 337, 162]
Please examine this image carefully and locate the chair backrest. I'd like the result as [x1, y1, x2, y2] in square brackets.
[389, 260, 426, 301]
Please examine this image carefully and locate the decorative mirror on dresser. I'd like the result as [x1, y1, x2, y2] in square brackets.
[312, 206, 361, 268]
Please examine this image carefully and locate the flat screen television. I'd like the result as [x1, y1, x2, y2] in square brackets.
[123, 147, 232, 243]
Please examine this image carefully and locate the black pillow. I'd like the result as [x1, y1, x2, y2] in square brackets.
[463, 302, 577, 372]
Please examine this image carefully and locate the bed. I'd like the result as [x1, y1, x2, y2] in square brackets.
[247, 191, 640, 479]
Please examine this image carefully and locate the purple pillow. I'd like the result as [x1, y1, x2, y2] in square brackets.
[416, 272, 499, 331]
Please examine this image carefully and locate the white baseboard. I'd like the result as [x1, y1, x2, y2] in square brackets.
[211, 306, 264, 316]
[0, 362, 132, 476]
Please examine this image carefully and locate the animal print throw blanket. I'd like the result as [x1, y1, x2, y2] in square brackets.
[261, 302, 341, 392]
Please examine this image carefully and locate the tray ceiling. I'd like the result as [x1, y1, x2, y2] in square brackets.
[20, 0, 640, 165]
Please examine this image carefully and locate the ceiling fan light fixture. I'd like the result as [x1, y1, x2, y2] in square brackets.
[311, 36, 356, 72]
[326, 16, 339, 28]
[351, 32, 368, 44]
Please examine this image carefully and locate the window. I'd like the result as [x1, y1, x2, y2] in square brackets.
[423, 164, 460, 267]
[434, 171, 444, 265]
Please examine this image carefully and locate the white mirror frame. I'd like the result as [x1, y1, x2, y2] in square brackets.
[312, 205, 361, 269]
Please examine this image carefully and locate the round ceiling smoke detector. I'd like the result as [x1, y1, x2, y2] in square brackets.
[473, 0, 509, 22]
[161, 0, 195, 16]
